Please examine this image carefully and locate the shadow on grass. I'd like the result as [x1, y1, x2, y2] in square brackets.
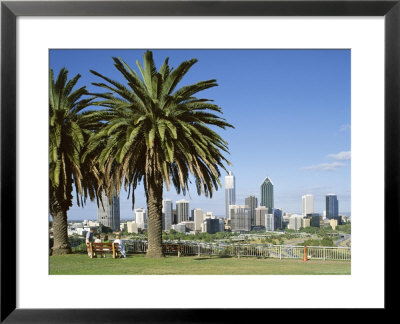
[193, 255, 234, 261]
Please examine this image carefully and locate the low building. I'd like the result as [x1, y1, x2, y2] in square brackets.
[282, 215, 290, 229]
[171, 223, 187, 233]
[230, 205, 251, 232]
[288, 215, 302, 231]
[127, 221, 138, 234]
[120, 222, 127, 232]
[218, 218, 225, 232]
[302, 218, 311, 229]
[309, 213, 322, 228]
[272, 208, 283, 230]
[255, 206, 269, 227]
[202, 218, 220, 234]
[205, 211, 214, 218]
[68, 224, 98, 236]
[329, 219, 338, 230]
[181, 221, 195, 232]
[265, 214, 274, 231]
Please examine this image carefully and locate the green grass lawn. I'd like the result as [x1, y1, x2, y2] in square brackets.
[50, 253, 351, 275]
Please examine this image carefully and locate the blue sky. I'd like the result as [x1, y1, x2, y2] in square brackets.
[50, 49, 351, 220]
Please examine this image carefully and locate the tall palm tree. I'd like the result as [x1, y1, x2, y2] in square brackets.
[49, 68, 100, 255]
[88, 51, 234, 257]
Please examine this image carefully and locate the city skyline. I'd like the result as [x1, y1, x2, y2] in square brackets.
[50, 49, 351, 220]
[78, 188, 347, 222]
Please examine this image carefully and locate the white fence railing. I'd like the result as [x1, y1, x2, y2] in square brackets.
[123, 241, 351, 261]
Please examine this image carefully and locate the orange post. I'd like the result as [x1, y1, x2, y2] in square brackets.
[303, 245, 308, 262]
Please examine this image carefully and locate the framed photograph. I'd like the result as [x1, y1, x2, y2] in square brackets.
[1, 0, 397, 321]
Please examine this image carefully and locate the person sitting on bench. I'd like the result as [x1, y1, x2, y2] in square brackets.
[94, 234, 107, 258]
[113, 235, 126, 258]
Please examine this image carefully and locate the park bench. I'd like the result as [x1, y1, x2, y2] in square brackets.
[88, 242, 121, 258]
[162, 243, 184, 257]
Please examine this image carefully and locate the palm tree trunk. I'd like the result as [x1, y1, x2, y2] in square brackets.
[52, 209, 71, 255]
[146, 177, 164, 258]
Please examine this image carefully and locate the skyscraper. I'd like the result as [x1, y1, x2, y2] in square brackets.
[97, 191, 120, 231]
[326, 194, 339, 220]
[176, 199, 190, 223]
[135, 208, 147, 229]
[225, 171, 236, 219]
[260, 176, 274, 211]
[245, 195, 258, 226]
[193, 208, 204, 232]
[302, 194, 314, 216]
[162, 199, 172, 231]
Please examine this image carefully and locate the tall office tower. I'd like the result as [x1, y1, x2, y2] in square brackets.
[245, 195, 258, 226]
[225, 171, 236, 219]
[273, 208, 283, 230]
[255, 206, 269, 227]
[302, 194, 314, 216]
[193, 208, 204, 231]
[260, 176, 274, 211]
[135, 208, 147, 229]
[162, 199, 172, 231]
[176, 199, 190, 223]
[230, 205, 251, 232]
[97, 191, 120, 231]
[326, 194, 339, 220]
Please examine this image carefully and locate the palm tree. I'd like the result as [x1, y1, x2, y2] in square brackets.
[49, 68, 100, 255]
[88, 51, 234, 257]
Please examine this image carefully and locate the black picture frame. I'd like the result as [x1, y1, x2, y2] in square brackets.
[1, 0, 397, 322]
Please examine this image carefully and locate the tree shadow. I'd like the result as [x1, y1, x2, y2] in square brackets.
[193, 255, 233, 261]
